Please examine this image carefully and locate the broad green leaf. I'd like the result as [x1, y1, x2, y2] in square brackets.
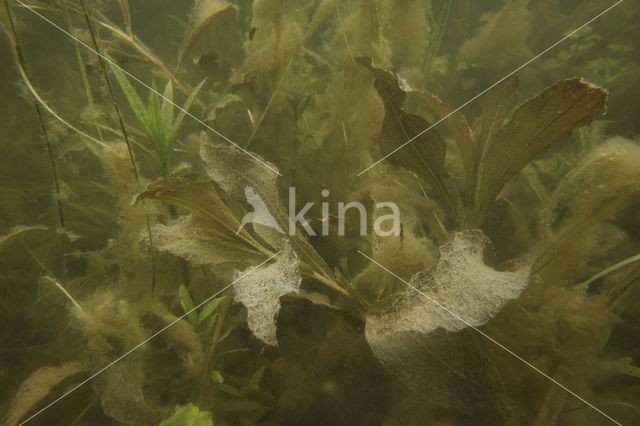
[473, 78, 607, 225]
[163, 314, 179, 323]
[146, 81, 166, 155]
[177, 0, 238, 68]
[210, 370, 224, 384]
[602, 358, 640, 379]
[159, 403, 213, 426]
[203, 313, 218, 335]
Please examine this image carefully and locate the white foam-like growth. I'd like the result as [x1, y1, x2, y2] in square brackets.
[366, 231, 530, 343]
[233, 242, 301, 345]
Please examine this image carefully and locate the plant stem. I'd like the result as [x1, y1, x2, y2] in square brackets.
[61, 0, 104, 143]
[199, 286, 233, 407]
[3, 0, 106, 156]
[308, 269, 350, 297]
[79, 0, 138, 181]
[555, 253, 640, 321]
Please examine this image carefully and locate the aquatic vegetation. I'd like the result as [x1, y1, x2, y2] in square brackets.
[1, 0, 639, 425]
[108, 62, 205, 176]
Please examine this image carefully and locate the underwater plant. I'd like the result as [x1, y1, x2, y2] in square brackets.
[1, 1, 639, 425]
[108, 62, 205, 177]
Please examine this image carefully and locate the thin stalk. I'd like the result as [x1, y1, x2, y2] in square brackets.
[3, 0, 106, 156]
[61, 0, 104, 142]
[244, 55, 294, 149]
[25, 245, 83, 312]
[79, 0, 164, 295]
[555, 253, 640, 322]
[34, 102, 66, 271]
[89, 11, 200, 104]
[79, 0, 138, 180]
[308, 269, 350, 297]
[423, 0, 452, 77]
[116, 0, 132, 37]
[199, 287, 232, 406]
[41, 275, 84, 312]
[34, 102, 64, 231]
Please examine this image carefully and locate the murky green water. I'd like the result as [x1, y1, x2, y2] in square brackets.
[1, 1, 639, 425]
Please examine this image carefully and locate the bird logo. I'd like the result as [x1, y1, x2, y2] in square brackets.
[236, 187, 285, 235]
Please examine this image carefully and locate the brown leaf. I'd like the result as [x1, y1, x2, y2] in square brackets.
[177, 0, 238, 69]
[475, 74, 519, 164]
[200, 142, 334, 279]
[4, 362, 85, 426]
[409, 90, 476, 185]
[137, 177, 261, 248]
[136, 177, 270, 267]
[357, 57, 464, 224]
[473, 78, 607, 225]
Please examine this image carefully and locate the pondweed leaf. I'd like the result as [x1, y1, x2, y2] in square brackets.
[159, 403, 213, 426]
[359, 58, 607, 228]
[357, 57, 464, 225]
[409, 89, 476, 185]
[473, 78, 607, 225]
[136, 178, 269, 266]
[4, 362, 85, 426]
[136, 177, 265, 252]
[200, 141, 336, 281]
[177, 0, 238, 69]
[474, 74, 519, 160]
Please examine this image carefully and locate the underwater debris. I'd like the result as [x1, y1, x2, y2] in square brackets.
[233, 242, 301, 346]
[364, 230, 530, 422]
[365, 230, 530, 340]
[543, 137, 640, 238]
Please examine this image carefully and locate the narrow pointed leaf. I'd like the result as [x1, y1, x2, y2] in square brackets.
[160, 80, 175, 131]
[172, 79, 206, 142]
[106, 55, 149, 133]
[197, 296, 224, 325]
[179, 284, 198, 325]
